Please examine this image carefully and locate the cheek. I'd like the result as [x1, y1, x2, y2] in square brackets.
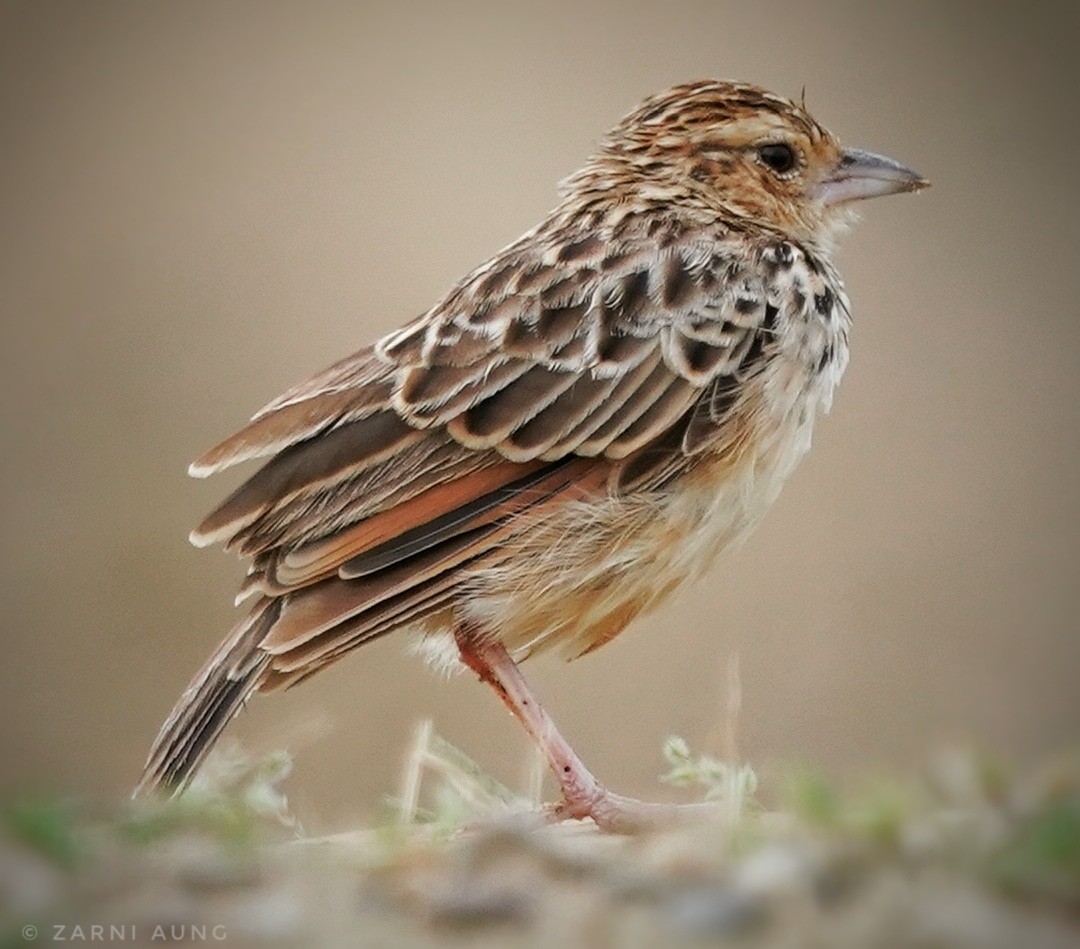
[687, 155, 738, 185]
[751, 180, 802, 224]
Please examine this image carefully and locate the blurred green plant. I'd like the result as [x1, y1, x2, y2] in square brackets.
[388, 719, 530, 836]
[2, 796, 83, 870]
[991, 790, 1080, 905]
[660, 736, 758, 817]
[118, 744, 298, 848]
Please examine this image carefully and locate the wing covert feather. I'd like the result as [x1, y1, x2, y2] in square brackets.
[190, 227, 800, 560]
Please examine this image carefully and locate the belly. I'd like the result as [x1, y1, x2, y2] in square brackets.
[449, 400, 820, 660]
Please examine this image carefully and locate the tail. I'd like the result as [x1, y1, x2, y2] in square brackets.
[134, 599, 281, 796]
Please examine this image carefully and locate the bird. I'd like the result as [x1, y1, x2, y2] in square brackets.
[137, 80, 928, 830]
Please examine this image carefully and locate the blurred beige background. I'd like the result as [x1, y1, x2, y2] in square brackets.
[1, 1, 1077, 827]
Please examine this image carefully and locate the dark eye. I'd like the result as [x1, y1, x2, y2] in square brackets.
[757, 143, 798, 175]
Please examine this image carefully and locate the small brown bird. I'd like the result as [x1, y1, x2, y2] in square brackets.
[138, 81, 927, 830]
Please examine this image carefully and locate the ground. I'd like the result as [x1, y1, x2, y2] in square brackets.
[2, 731, 1078, 948]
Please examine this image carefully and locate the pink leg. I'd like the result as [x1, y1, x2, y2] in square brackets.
[454, 628, 717, 833]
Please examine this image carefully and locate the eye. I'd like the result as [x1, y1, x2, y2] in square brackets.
[757, 143, 798, 176]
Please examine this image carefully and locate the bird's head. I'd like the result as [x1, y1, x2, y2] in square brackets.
[564, 80, 929, 249]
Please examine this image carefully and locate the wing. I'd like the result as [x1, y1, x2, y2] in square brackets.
[191, 220, 790, 544]
[141, 216, 800, 792]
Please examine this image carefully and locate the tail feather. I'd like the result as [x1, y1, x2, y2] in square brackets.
[135, 599, 281, 796]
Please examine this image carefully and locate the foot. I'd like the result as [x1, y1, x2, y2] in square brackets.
[547, 786, 721, 833]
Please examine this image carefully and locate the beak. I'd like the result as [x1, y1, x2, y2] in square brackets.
[816, 148, 930, 206]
